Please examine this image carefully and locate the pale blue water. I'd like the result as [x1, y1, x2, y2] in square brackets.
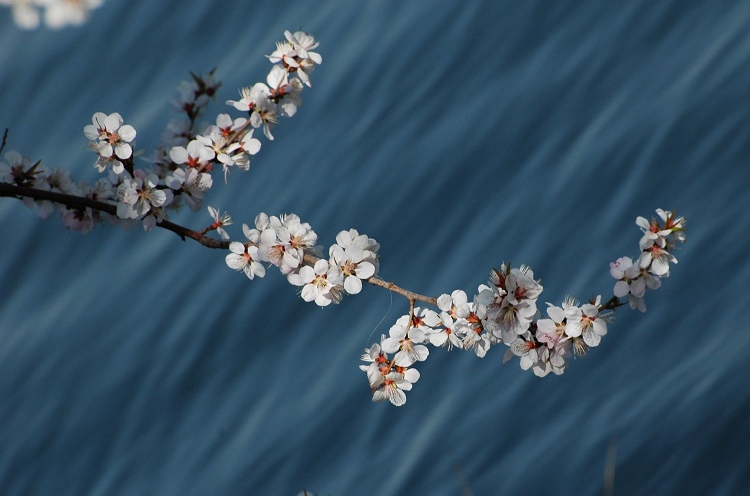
[1, 1, 749, 494]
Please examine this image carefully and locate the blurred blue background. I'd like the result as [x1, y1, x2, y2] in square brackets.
[1, 1, 749, 494]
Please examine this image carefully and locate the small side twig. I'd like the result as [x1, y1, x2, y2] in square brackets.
[0, 129, 8, 156]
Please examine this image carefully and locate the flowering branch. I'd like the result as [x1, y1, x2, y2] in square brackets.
[0, 182, 227, 248]
[0, 179, 439, 304]
[0, 30, 688, 408]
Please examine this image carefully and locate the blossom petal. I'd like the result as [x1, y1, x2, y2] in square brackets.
[344, 275, 362, 295]
[118, 125, 136, 142]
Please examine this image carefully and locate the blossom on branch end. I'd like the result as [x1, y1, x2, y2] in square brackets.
[84, 112, 136, 175]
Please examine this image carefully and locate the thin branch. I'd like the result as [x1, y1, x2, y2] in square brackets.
[0, 183, 229, 249]
[303, 253, 437, 306]
[599, 295, 625, 311]
[0, 129, 8, 156]
[0, 183, 116, 213]
[364, 276, 437, 306]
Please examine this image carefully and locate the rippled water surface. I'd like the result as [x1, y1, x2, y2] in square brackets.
[1, 1, 750, 494]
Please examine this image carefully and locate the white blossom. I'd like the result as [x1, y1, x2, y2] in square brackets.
[226, 242, 265, 280]
[287, 259, 343, 307]
[84, 112, 136, 173]
[116, 170, 172, 220]
[381, 322, 429, 367]
[169, 139, 215, 168]
[207, 206, 232, 240]
[371, 372, 412, 406]
[329, 243, 376, 295]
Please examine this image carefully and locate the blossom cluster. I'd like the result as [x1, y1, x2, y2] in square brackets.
[227, 30, 321, 139]
[1, 0, 102, 29]
[610, 208, 686, 312]
[360, 209, 686, 405]
[0, 31, 321, 235]
[225, 213, 379, 307]
[83, 112, 136, 175]
[359, 274, 577, 406]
